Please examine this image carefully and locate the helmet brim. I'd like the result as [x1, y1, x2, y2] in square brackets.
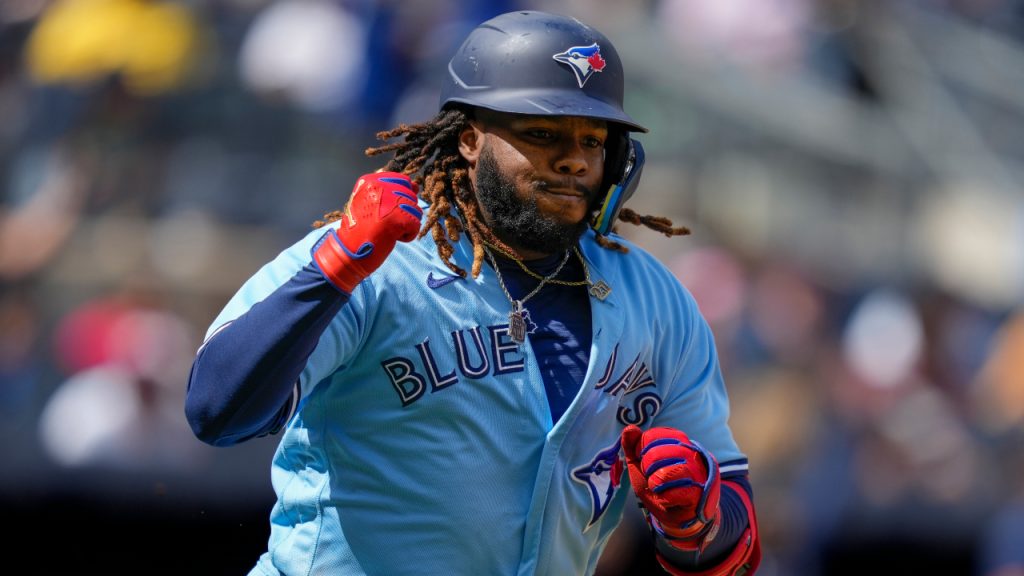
[444, 89, 648, 133]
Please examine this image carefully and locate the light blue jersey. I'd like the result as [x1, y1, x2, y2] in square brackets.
[208, 221, 746, 576]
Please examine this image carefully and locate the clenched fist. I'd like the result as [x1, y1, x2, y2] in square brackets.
[313, 172, 422, 293]
[621, 425, 721, 551]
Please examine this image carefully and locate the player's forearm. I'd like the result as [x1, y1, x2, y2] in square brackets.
[186, 262, 348, 446]
[187, 173, 421, 446]
[654, 476, 753, 574]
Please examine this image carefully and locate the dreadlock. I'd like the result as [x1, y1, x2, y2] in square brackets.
[314, 108, 691, 278]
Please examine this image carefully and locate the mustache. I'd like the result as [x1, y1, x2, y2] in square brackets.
[534, 179, 596, 198]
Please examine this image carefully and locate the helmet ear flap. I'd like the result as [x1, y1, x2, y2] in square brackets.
[592, 134, 645, 236]
[601, 129, 629, 194]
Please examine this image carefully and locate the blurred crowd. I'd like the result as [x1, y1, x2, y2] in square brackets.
[2, 0, 1024, 574]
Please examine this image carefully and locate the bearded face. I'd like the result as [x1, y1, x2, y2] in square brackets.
[463, 110, 608, 257]
[475, 142, 600, 255]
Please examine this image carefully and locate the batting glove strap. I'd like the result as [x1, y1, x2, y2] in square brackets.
[650, 511, 721, 553]
[655, 479, 761, 576]
[312, 229, 361, 294]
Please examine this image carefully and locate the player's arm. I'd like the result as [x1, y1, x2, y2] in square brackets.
[622, 425, 760, 575]
[185, 172, 421, 446]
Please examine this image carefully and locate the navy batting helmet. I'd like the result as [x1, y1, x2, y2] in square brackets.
[440, 10, 646, 133]
[441, 11, 647, 236]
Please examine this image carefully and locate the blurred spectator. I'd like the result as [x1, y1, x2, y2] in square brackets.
[238, 0, 366, 113]
[25, 0, 203, 96]
[38, 289, 205, 472]
[841, 289, 923, 390]
[786, 287, 1000, 575]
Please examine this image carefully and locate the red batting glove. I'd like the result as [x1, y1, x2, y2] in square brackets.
[621, 425, 722, 553]
[313, 172, 422, 293]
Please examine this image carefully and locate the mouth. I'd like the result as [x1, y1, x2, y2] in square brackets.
[536, 181, 592, 199]
[544, 188, 584, 199]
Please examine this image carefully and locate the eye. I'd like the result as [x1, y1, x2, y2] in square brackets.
[525, 129, 554, 140]
[582, 136, 604, 149]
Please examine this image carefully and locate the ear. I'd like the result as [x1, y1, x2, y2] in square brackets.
[458, 124, 483, 167]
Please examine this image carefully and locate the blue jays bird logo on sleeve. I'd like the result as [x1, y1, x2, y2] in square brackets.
[571, 439, 624, 531]
[553, 43, 607, 88]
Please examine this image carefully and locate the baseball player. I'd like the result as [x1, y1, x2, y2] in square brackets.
[187, 10, 760, 576]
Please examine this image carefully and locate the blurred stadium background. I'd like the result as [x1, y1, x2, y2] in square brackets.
[2, 0, 1024, 574]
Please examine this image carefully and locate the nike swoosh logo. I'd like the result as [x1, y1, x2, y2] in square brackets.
[427, 272, 461, 289]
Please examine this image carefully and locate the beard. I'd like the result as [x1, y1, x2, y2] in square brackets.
[475, 145, 596, 255]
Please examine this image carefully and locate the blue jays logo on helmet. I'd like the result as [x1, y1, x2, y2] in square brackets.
[571, 439, 623, 531]
[552, 43, 607, 88]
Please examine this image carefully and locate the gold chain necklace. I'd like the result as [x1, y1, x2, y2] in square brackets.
[485, 246, 571, 344]
[483, 241, 589, 286]
[483, 241, 614, 301]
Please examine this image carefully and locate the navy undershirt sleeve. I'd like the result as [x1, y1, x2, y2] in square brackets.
[655, 475, 753, 570]
[185, 262, 348, 446]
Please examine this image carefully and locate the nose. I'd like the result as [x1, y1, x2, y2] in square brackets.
[553, 143, 589, 176]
